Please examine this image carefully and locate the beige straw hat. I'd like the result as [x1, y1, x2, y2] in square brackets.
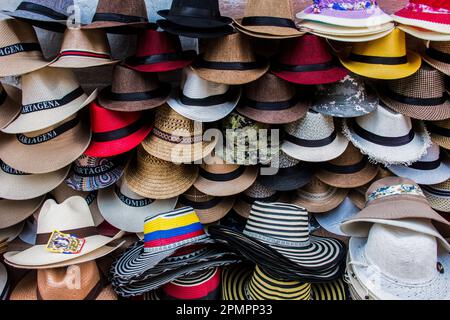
[0, 83, 21, 130]
[0, 19, 50, 77]
[422, 41, 450, 76]
[428, 119, 450, 150]
[0, 197, 45, 230]
[422, 179, 450, 213]
[0, 221, 25, 243]
[2, 67, 97, 134]
[125, 146, 199, 200]
[142, 105, 217, 163]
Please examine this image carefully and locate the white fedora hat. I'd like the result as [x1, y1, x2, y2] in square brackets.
[168, 67, 241, 123]
[98, 180, 178, 233]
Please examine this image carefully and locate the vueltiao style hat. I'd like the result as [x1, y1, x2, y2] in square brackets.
[0, 83, 21, 130]
[99, 65, 171, 112]
[378, 65, 450, 121]
[271, 34, 347, 85]
[168, 67, 241, 123]
[343, 104, 431, 166]
[428, 119, 450, 150]
[0, 197, 44, 230]
[191, 32, 269, 85]
[422, 41, 450, 76]
[236, 73, 309, 125]
[124, 29, 196, 73]
[84, 101, 152, 158]
[2, 67, 97, 134]
[422, 179, 450, 213]
[314, 197, 359, 237]
[339, 28, 422, 80]
[98, 180, 178, 233]
[0, 262, 8, 300]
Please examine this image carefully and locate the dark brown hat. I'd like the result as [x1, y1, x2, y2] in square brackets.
[236, 72, 309, 124]
[99, 64, 171, 112]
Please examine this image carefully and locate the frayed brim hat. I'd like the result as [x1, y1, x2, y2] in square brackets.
[0, 197, 44, 229]
[157, 20, 235, 39]
[0, 84, 21, 130]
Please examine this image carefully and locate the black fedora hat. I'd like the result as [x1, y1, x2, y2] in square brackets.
[158, 0, 232, 29]
[157, 19, 235, 39]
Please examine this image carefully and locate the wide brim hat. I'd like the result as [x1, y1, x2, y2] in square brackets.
[398, 25, 450, 42]
[0, 84, 21, 130]
[316, 161, 379, 189]
[158, 10, 232, 29]
[0, 197, 44, 229]
[421, 46, 450, 77]
[157, 20, 235, 39]
[393, 7, 450, 34]
[292, 187, 349, 214]
[177, 196, 235, 225]
[314, 197, 359, 237]
[388, 158, 450, 185]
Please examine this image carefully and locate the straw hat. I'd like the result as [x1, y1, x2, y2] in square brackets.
[9, 261, 117, 300]
[314, 197, 359, 237]
[299, 20, 395, 36]
[0, 19, 50, 77]
[339, 28, 422, 80]
[157, 19, 235, 39]
[3, 197, 124, 268]
[234, 0, 303, 38]
[191, 33, 269, 85]
[0, 159, 69, 200]
[124, 29, 196, 73]
[0, 221, 25, 243]
[343, 104, 431, 166]
[422, 179, 450, 213]
[398, 24, 450, 42]
[316, 144, 379, 189]
[125, 146, 199, 200]
[378, 65, 450, 121]
[2, 67, 97, 134]
[49, 28, 118, 69]
[281, 111, 349, 163]
[428, 119, 450, 150]
[141, 105, 217, 163]
[422, 41, 450, 76]
[98, 179, 178, 233]
[236, 72, 309, 124]
[99, 64, 171, 112]
[0, 262, 8, 300]
[0, 197, 44, 230]
[84, 101, 152, 158]
[0, 83, 21, 130]
[0, 114, 91, 174]
[292, 177, 348, 213]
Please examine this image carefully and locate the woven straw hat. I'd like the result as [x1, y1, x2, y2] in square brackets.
[0, 197, 44, 230]
[142, 105, 217, 163]
[0, 19, 50, 77]
[125, 146, 199, 199]
[2, 67, 97, 134]
[9, 261, 117, 300]
[422, 179, 450, 213]
[0, 83, 21, 130]
[237, 72, 309, 124]
[422, 41, 450, 76]
[428, 119, 450, 150]
[398, 24, 450, 42]
[191, 33, 269, 85]
[99, 64, 171, 112]
[378, 65, 450, 121]
[50, 27, 118, 69]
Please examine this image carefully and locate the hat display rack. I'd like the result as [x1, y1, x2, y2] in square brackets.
[0, 0, 449, 301]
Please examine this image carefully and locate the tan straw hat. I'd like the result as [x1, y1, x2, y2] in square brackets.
[428, 119, 450, 150]
[0, 83, 21, 130]
[422, 41, 450, 76]
[422, 179, 450, 213]
[142, 105, 217, 163]
[0, 197, 45, 230]
[125, 146, 199, 200]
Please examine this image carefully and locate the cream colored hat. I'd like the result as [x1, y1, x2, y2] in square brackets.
[0, 83, 21, 130]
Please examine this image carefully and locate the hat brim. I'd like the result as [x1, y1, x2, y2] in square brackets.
[398, 24, 450, 42]
[0, 197, 44, 229]
[316, 163, 379, 189]
[0, 56, 52, 78]
[49, 56, 119, 69]
[348, 190, 365, 210]
[157, 20, 235, 39]
[233, 18, 303, 38]
[258, 167, 315, 191]
[312, 98, 379, 118]
[0, 84, 21, 130]
[393, 10, 450, 34]
[306, 29, 395, 43]
[158, 10, 233, 29]
[0, 221, 25, 242]
[298, 20, 395, 36]
[125, 59, 194, 73]
[221, 263, 252, 300]
[292, 188, 349, 213]
[314, 197, 359, 237]
[82, 21, 150, 30]
[387, 160, 450, 186]
[422, 50, 450, 77]
[423, 190, 450, 213]
[65, 165, 125, 192]
[178, 196, 235, 224]
[2, 10, 67, 24]
[272, 66, 348, 86]
[233, 24, 304, 40]
[431, 133, 450, 150]
[237, 100, 309, 125]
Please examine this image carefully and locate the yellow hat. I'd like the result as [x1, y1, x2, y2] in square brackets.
[339, 28, 421, 80]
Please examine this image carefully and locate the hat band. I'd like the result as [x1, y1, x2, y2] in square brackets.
[276, 164, 307, 176]
[21, 86, 85, 115]
[0, 89, 7, 105]
[244, 231, 311, 248]
[152, 127, 203, 145]
[241, 16, 297, 29]
[92, 13, 148, 24]
[271, 60, 336, 73]
[169, 6, 218, 19]
[35, 226, 99, 245]
[54, 50, 112, 61]
[199, 166, 245, 182]
[16, 117, 79, 145]
[353, 122, 415, 147]
[115, 185, 153, 207]
[74, 161, 120, 177]
[125, 51, 196, 66]
[322, 157, 368, 174]
[240, 192, 281, 204]
[285, 130, 337, 148]
[92, 117, 147, 143]
[180, 86, 237, 107]
[348, 53, 408, 65]
[16, 2, 68, 20]
[193, 55, 266, 71]
[243, 94, 299, 111]
[427, 122, 450, 137]
[421, 185, 450, 197]
[366, 184, 425, 205]
[0, 42, 42, 57]
[179, 195, 222, 210]
[0, 160, 29, 176]
[385, 89, 448, 106]
[85, 190, 98, 206]
[102, 82, 171, 102]
[409, 157, 442, 170]
[426, 47, 450, 64]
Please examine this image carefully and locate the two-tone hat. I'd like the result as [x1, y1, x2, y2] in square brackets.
[428, 119, 450, 150]
[0, 196, 44, 231]
[422, 179, 450, 213]
[168, 67, 241, 123]
[0, 83, 21, 130]
[422, 41, 450, 76]
[99, 64, 171, 112]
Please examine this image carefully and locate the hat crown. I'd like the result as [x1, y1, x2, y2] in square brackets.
[313, 0, 380, 9]
[278, 151, 300, 168]
[119, 180, 147, 201]
[170, 0, 220, 13]
[429, 41, 450, 54]
[365, 176, 424, 201]
[95, 0, 148, 17]
[284, 111, 335, 140]
[19, 0, 73, 14]
[277, 35, 333, 65]
[154, 105, 195, 135]
[411, 0, 450, 10]
[417, 143, 441, 162]
[60, 28, 111, 55]
[245, 181, 277, 198]
[352, 28, 407, 59]
[200, 160, 241, 174]
[183, 186, 215, 202]
[300, 177, 335, 194]
[245, 73, 296, 102]
[0, 19, 41, 54]
[90, 101, 143, 132]
[181, 68, 229, 99]
[201, 33, 256, 63]
[111, 65, 160, 94]
[136, 30, 182, 57]
[328, 143, 364, 166]
[162, 267, 220, 299]
[244, 0, 294, 19]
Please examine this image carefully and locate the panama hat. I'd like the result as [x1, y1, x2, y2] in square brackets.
[0, 83, 21, 130]
[422, 179, 450, 213]
[304, 28, 395, 43]
[422, 41, 450, 76]
[9, 261, 117, 300]
[343, 104, 431, 166]
[65, 154, 126, 192]
[398, 24, 450, 41]
[142, 105, 217, 163]
[236, 72, 309, 125]
[378, 65, 450, 121]
[2, 67, 97, 134]
[428, 119, 450, 150]
[168, 67, 241, 123]
[393, 0, 450, 34]
[98, 180, 178, 233]
[191, 32, 269, 85]
[0, 262, 8, 300]
[339, 28, 422, 80]
[271, 35, 347, 85]
[312, 74, 379, 118]
[3, 196, 124, 268]
[157, 19, 235, 39]
[84, 101, 152, 158]
[99, 65, 171, 112]
[124, 29, 196, 73]
[0, 196, 44, 230]
[314, 197, 359, 237]
[177, 186, 235, 224]
[388, 143, 450, 185]
[316, 144, 379, 189]
[49, 28, 118, 69]
[282, 111, 349, 163]
[125, 146, 199, 200]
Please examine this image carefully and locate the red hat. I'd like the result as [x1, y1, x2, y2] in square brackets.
[394, 0, 450, 32]
[124, 29, 196, 73]
[84, 101, 152, 158]
[271, 34, 347, 85]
